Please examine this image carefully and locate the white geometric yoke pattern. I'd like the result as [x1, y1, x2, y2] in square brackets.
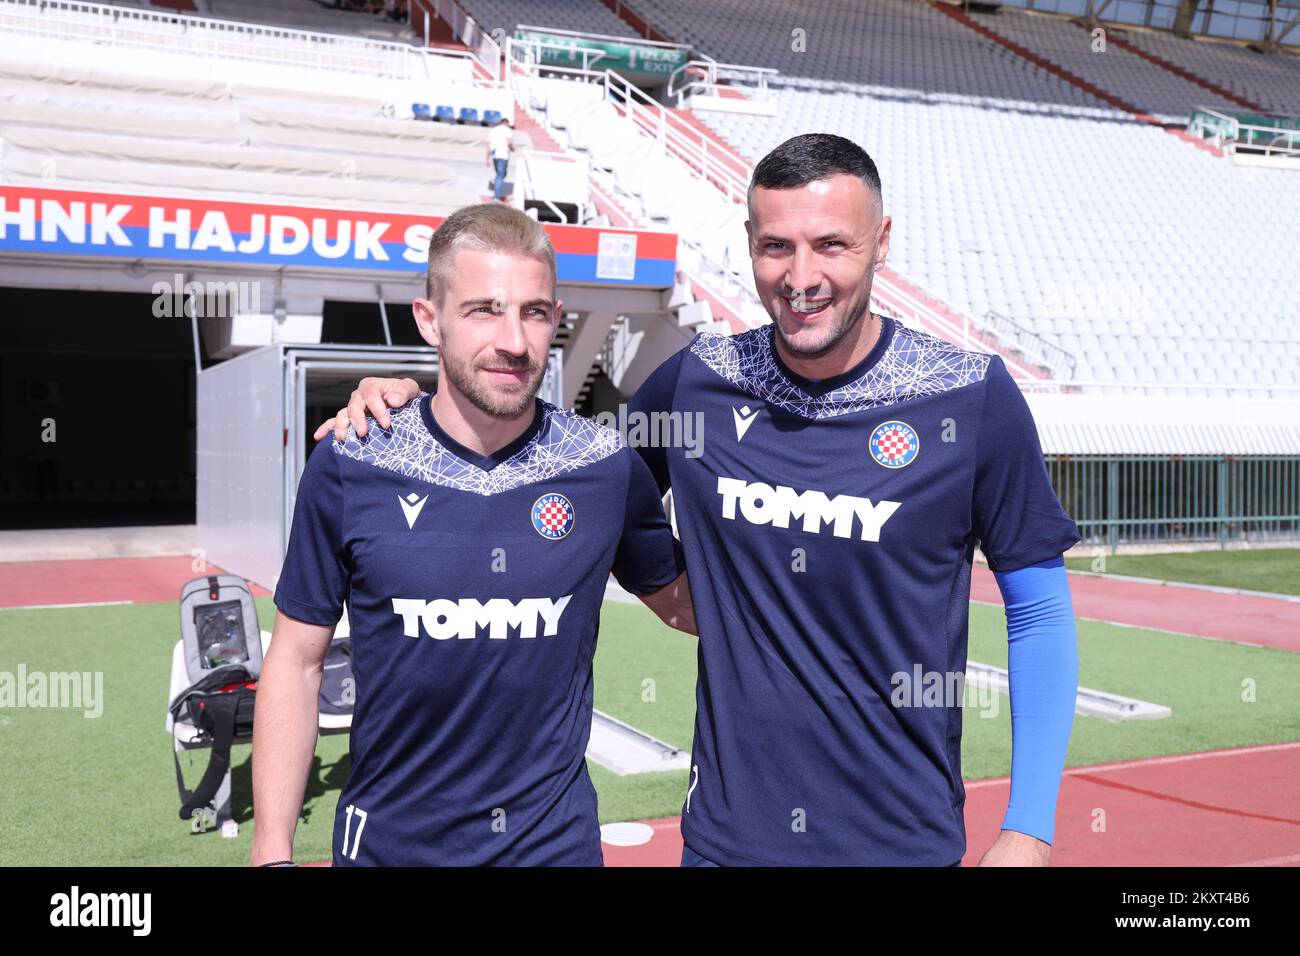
[690, 321, 993, 419]
[334, 399, 624, 496]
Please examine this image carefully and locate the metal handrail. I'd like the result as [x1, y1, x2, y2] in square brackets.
[511, 36, 611, 73]
[667, 58, 778, 105]
[677, 235, 768, 326]
[1189, 106, 1239, 147]
[985, 309, 1079, 378]
[410, 0, 502, 81]
[511, 34, 753, 194]
[516, 23, 691, 52]
[870, 274, 977, 351]
[1189, 105, 1300, 158]
[507, 36, 753, 204]
[516, 150, 591, 224]
[603, 70, 752, 203]
[1240, 124, 1300, 157]
[506, 44, 764, 328]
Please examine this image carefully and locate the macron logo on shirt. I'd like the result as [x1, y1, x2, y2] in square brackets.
[399, 492, 429, 529]
[732, 405, 759, 442]
[716, 476, 901, 541]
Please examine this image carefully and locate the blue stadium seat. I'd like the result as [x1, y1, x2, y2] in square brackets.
[484, 109, 502, 125]
[435, 105, 455, 122]
[457, 107, 479, 125]
[411, 102, 431, 120]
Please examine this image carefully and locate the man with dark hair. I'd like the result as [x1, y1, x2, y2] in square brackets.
[325, 134, 1081, 867]
[740, 132, 890, 363]
[747, 131, 883, 198]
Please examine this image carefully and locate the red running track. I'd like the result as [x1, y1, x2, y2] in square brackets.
[0, 556, 269, 608]
[603, 742, 1300, 867]
[971, 565, 1300, 653]
[11, 558, 1295, 652]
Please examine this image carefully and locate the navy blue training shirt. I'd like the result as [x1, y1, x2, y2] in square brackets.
[273, 395, 684, 866]
[629, 315, 1081, 866]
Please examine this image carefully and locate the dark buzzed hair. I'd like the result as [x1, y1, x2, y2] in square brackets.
[748, 133, 883, 207]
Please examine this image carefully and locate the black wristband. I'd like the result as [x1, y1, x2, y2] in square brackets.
[259, 860, 297, 867]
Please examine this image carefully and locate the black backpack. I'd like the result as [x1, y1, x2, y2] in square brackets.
[169, 663, 258, 821]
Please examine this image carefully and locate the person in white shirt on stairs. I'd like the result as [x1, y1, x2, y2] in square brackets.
[487, 118, 513, 203]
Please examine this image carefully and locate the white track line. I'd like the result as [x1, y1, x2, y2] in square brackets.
[1230, 853, 1300, 867]
[1064, 740, 1300, 774]
[963, 741, 1300, 789]
[971, 598, 1270, 647]
[0, 600, 134, 610]
[1065, 569, 1300, 604]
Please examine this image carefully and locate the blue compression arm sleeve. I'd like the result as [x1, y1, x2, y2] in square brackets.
[992, 555, 1078, 845]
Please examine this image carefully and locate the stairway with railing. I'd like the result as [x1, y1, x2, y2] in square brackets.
[505, 31, 1073, 378]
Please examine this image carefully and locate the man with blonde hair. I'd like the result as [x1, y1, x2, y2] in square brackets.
[251, 203, 694, 867]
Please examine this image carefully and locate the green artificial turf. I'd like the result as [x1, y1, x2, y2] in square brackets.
[1064, 548, 1300, 596]
[1, 594, 1297, 864]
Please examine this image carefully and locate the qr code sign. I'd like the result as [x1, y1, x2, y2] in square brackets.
[596, 232, 637, 281]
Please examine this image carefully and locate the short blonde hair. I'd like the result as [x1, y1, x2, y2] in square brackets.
[426, 203, 556, 305]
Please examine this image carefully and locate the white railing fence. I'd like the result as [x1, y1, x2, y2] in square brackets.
[409, 0, 501, 81]
[506, 36, 753, 205]
[1188, 106, 1300, 160]
[666, 58, 778, 107]
[0, 0, 480, 80]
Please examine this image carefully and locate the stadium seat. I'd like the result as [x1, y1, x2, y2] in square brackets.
[619, 0, 1299, 393]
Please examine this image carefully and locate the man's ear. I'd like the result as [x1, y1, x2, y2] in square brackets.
[876, 214, 892, 263]
[412, 297, 440, 348]
[544, 296, 563, 345]
[744, 218, 754, 253]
